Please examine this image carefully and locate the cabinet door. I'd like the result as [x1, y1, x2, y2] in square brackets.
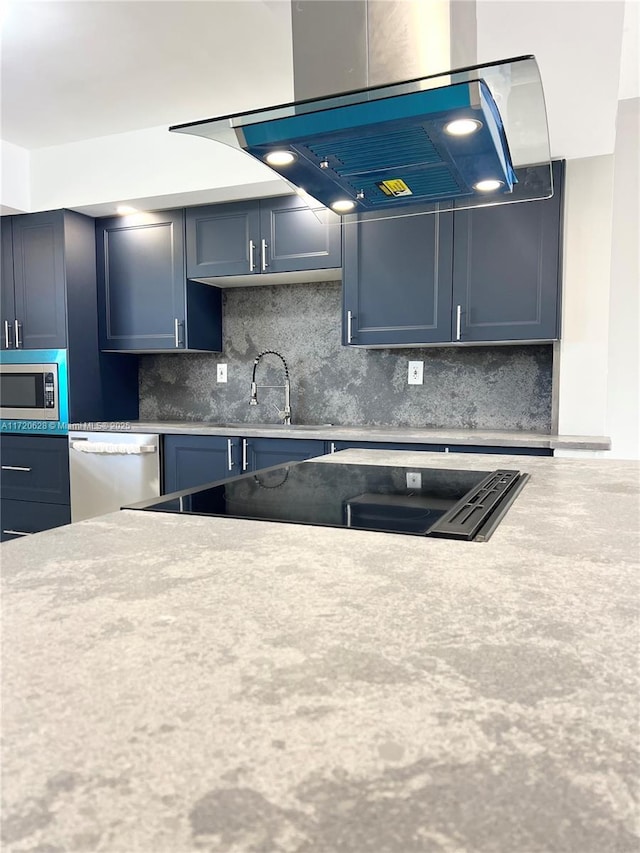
[452, 162, 564, 342]
[330, 441, 446, 453]
[0, 435, 70, 504]
[1, 217, 15, 349]
[12, 211, 67, 349]
[245, 437, 326, 473]
[163, 435, 239, 493]
[97, 210, 186, 351]
[343, 208, 454, 346]
[1, 499, 71, 541]
[259, 196, 341, 273]
[186, 202, 260, 278]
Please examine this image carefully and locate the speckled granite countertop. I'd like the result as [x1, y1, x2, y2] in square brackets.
[1, 450, 638, 852]
[69, 419, 611, 450]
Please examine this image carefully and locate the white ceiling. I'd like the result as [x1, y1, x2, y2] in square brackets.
[1, 0, 637, 155]
[0, 0, 294, 149]
[0, 0, 636, 217]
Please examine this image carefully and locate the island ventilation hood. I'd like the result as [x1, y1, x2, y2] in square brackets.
[170, 3, 552, 218]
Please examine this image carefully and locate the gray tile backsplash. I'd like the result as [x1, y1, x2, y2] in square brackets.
[139, 281, 553, 431]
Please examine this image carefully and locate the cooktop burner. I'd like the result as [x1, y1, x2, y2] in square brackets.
[127, 461, 528, 542]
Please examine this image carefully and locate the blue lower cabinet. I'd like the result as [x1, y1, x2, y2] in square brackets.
[244, 437, 327, 473]
[446, 445, 553, 456]
[329, 440, 552, 457]
[330, 441, 447, 453]
[1, 499, 71, 541]
[163, 435, 240, 493]
[163, 435, 327, 493]
[0, 435, 70, 504]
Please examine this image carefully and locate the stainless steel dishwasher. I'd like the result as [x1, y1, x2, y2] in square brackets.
[69, 431, 160, 522]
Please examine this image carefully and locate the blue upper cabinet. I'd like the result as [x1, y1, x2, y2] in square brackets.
[342, 206, 454, 346]
[186, 201, 261, 279]
[343, 161, 565, 347]
[0, 217, 15, 349]
[2, 211, 67, 350]
[258, 196, 341, 274]
[186, 196, 341, 282]
[451, 161, 565, 343]
[97, 209, 222, 352]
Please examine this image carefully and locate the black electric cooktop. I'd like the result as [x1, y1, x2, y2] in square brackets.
[127, 461, 529, 542]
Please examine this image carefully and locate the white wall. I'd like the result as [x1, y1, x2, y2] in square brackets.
[605, 97, 640, 459]
[0, 140, 30, 213]
[476, 0, 625, 159]
[557, 156, 615, 439]
[556, 98, 640, 459]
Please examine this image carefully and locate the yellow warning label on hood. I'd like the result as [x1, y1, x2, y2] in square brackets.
[376, 178, 413, 197]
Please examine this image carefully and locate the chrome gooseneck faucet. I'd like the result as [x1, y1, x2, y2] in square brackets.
[250, 350, 291, 425]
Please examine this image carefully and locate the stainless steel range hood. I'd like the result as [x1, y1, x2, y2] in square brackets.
[170, 1, 552, 218]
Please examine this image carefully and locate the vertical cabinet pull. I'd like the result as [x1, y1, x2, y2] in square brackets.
[261, 239, 268, 271]
[242, 438, 248, 472]
[455, 305, 462, 341]
[3, 320, 12, 349]
[227, 438, 234, 471]
[14, 320, 22, 348]
[347, 310, 354, 344]
[330, 442, 336, 454]
[174, 318, 183, 348]
[249, 239, 256, 272]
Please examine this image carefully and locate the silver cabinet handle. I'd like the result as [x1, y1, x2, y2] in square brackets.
[456, 305, 462, 341]
[3, 320, 12, 348]
[14, 319, 22, 348]
[227, 438, 234, 471]
[1, 465, 32, 472]
[249, 239, 256, 272]
[174, 318, 183, 348]
[330, 442, 336, 453]
[261, 238, 268, 271]
[242, 438, 248, 471]
[2, 530, 33, 537]
[347, 310, 354, 344]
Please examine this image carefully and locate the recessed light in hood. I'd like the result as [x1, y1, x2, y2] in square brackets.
[170, 55, 553, 218]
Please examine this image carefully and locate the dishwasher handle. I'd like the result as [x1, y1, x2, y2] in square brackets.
[70, 441, 157, 455]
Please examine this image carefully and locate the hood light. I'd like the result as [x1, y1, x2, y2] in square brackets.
[474, 179, 504, 192]
[444, 118, 482, 136]
[116, 205, 138, 215]
[331, 199, 356, 213]
[265, 150, 297, 167]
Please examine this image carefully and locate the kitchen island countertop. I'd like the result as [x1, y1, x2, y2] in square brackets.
[1, 450, 638, 852]
[68, 419, 611, 450]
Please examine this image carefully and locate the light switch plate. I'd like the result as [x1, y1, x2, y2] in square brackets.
[216, 363, 227, 383]
[408, 361, 424, 385]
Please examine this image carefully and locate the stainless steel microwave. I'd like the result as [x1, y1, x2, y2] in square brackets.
[0, 362, 59, 421]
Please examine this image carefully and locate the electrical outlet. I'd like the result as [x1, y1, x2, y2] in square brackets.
[406, 472, 422, 489]
[408, 361, 423, 385]
[216, 363, 227, 383]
